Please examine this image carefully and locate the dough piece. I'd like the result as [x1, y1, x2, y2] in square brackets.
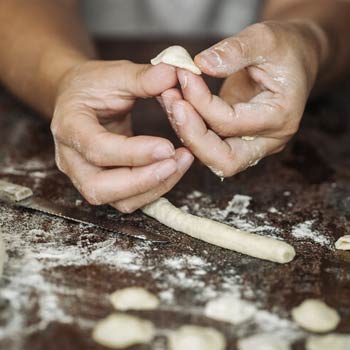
[205, 295, 256, 324]
[291, 299, 340, 333]
[168, 325, 226, 350]
[142, 198, 296, 264]
[92, 313, 155, 349]
[0, 232, 7, 279]
[109, 287, 160, 311]
[306, 333, 350, 350]
[238, 333, 291, 350]
[0, 180, 33, 202]
[151, 46, 201, 75]
[335, 235, 350, 250]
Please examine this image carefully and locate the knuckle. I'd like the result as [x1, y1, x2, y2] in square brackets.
[85, 141, 104, 166]
[134, 179, 151, 194]
[253, 22, 278, 50]
[214, 123, 232, 137]
[80, 181, 102, 206]
[229, 37, 249, 59]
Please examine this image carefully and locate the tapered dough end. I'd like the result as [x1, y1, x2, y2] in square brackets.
[277, 245, 296, 264]
[151, 45, 202, 75]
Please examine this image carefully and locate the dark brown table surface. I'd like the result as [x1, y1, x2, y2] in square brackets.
[0, 39, 349, 350]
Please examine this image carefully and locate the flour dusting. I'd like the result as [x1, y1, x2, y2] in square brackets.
[291, 220, 331, 247]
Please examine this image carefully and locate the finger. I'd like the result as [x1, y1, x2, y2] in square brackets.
[160, 88, 184, 135]
[194, 23, 276, 77]
[176, 69, 285, 137]
[121, 62, 178, 98]
[111, 148, 194, 213]
[54, 108, 176, 167]
[59, 145, 178, 205]
[167, 99, 234, 177]
[169, 99, 285, 177]
[224, 136, 285, 174]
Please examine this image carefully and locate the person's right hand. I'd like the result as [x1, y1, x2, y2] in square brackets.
[51, 60, 194, 213]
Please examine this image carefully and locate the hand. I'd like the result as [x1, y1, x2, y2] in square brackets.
[51, 60, 194, 213]
[160, 21, 324, 177]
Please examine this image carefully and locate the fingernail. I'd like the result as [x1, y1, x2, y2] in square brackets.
[173, 102, 186, 125]
[162, 94, 173, 115]
[177, 70, 188, 89]
[156, 160, 177, 181]
[199, 49, 223, 68]
[178, 152, 194, 171]
[153, 143, 175, 160]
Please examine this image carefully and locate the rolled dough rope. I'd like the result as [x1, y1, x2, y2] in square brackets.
[151, 46, 201, 75]
[141, 198, 296, 264]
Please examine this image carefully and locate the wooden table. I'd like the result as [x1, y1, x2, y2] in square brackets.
[0, 39, 349, 350]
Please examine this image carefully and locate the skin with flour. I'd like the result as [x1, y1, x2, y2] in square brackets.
[141, 198, 296, 264]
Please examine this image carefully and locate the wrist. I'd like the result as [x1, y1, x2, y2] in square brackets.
[41, 49, 92, 116]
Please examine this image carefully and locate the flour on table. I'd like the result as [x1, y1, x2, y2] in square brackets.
[109, 287, 159, 311]
[238, 332, 291, 350]
[151, 45, 201, 75]
[168, 325, 226, 350]
[291, 220, 331, 247]
[306, 333, 350, 350]
[205, 295, 257, 324]
[92, 313, 155, 349]
[291, 299, 340, 333]
[335, 235, 350, 250]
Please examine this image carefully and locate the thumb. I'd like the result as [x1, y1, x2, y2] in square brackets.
[123, 62, 178, 98]
[195, 23, 275, 78]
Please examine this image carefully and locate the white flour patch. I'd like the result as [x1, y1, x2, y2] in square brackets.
[291, 220, 331, 247]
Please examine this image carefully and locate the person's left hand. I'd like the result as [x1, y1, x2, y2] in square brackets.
[159, 21, 325, 177]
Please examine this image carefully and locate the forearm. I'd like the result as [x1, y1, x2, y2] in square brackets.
[0, 0, 96, 117]
[262, 0, 350, 87]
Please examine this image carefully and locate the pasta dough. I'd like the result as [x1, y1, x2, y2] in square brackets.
[238, 333, 291, 350]
[168, 325, 226, 350]
[109, 287, 159, 311]
[291, 299, 340, 333]
[335, 235, 350, 250]
[205, 295, 256, 324]
[92, 313, 155, 349]
[151, 46, 201, 75]
[306, 333, 350, 350]
[0, 180, 33, 202]
[142, 198, 296, 264]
